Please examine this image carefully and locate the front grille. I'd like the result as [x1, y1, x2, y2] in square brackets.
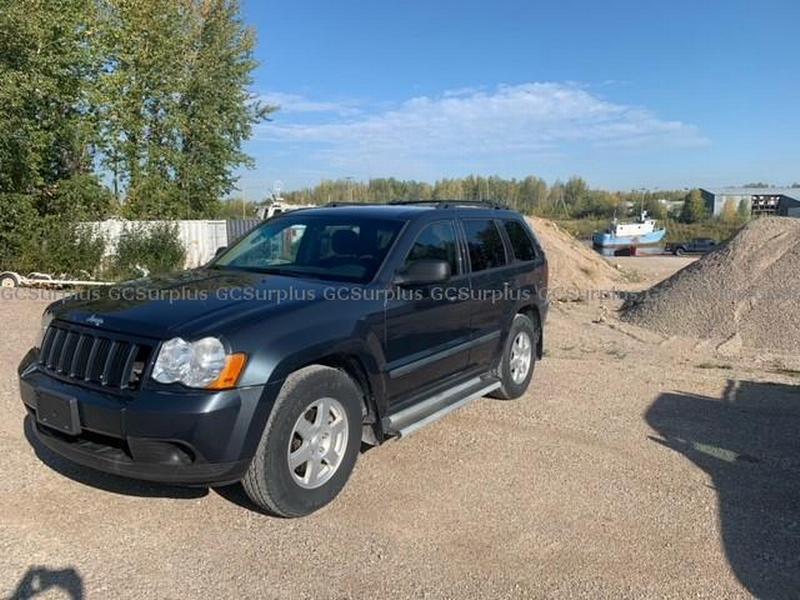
[39, 323, 153, 391]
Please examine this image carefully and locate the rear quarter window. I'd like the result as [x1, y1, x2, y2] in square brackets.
[503, 220, 538, 262]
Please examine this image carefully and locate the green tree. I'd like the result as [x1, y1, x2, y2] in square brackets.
[98, 0, 272, 217]
[0, 0, 101, 193]
[719, 198, 738, 223]
[737, 198, 751, 220]
[175, 0, 274, 216]
[518, 176, 548, 213]
[37, 174, 114, 220]
[218, 197, 258, 218]
[563, 176, 589, 209]
[643, 197, 667, 220]
[679, 189, 708, 223]
[96, 0, 189, 210]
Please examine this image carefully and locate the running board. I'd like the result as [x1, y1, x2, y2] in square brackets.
[383, 375, 501, 438]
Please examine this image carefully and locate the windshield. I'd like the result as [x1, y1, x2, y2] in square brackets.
[212, 214, 405, 283]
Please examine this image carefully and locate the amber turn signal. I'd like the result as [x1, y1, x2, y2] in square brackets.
[206, 353, 248, 390]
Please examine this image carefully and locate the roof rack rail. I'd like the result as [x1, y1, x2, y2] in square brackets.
[387, 200, 509, 210]
[322, 200, 510, 210]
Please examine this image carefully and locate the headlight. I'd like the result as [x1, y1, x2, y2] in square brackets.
[35, 311, 54, 349]
[152, 336, 247, 389]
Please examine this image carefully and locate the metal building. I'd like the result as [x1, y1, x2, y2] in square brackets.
[778, 196, 800, 217]
[700, 187, 800, 217]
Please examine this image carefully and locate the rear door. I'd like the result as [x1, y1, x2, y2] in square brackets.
[383, 220, 473, 405]
[460, 217, 517, 371]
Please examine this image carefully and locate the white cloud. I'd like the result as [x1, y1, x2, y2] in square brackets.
[258, 92, 362, 116]
[254, 83, 708, 178]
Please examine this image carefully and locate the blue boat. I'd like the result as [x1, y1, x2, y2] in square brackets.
[592, 211, 666, 248]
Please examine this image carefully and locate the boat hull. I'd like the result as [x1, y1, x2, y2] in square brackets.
[592, 228, 666, 248]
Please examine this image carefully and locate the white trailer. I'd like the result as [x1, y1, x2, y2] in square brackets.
[0, 271, 112, 289]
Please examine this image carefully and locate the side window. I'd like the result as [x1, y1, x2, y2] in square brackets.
[503, 220, 538, 262]
[404, 222, 459, 275]
[463, 219, 507, 272]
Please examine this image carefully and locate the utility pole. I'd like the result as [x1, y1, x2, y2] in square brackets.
[639, 187, 646, 215]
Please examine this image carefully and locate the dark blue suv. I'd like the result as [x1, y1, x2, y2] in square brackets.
[19, 202, 548, 516]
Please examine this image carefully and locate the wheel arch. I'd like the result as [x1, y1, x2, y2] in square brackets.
[516, 304, 543, 358]
[280, 349, 386, 446]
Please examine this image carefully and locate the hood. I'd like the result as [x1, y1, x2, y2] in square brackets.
[49, 268, 331, 339]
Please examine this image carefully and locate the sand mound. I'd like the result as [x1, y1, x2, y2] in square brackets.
[622, 216, 800, 354]
[527, 217, 625, 298]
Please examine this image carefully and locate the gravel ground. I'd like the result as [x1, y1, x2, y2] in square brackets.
[1, 268, 799, 598]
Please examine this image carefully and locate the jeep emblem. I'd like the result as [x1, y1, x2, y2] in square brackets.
[86, 314, 104, 327]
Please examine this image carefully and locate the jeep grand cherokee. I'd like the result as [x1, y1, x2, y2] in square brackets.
[19, 201, 548, 516]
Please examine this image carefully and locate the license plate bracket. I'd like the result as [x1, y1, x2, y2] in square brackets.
[36, 390, 80, 436]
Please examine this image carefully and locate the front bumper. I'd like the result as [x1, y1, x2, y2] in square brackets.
[19, 359, 279, 486]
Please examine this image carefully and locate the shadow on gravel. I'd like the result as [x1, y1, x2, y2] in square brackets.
[213, 483, 273, 515]
[213, 443, 381, 516]
[24, 417, 207, 500]
[7, 566, 83, 599]
[646, 380, 800, 599]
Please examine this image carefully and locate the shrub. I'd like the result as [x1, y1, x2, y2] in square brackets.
[29, 217, 107, 276]
[0, 194, 106, 276]
[0, 194, 39, 272]
[110, 222, 185, 279]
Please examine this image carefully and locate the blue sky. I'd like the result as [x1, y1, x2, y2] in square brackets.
[237, 0, 799, 195]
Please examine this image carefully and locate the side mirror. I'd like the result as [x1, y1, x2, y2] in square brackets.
[394, 259, 451, 286]
[214, 246, 227, 257]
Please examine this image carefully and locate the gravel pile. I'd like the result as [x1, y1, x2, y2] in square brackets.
[527, 217, 625, 299]
[622, 216, 800, 354]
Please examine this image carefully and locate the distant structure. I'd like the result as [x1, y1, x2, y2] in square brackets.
[700, 187, 800, 217]
[778, 195, 800, 217]
[622, 198, 683, 214]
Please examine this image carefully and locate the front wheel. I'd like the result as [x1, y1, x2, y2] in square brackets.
[490, 314, 539, 400]
[242, 365, 363, 517]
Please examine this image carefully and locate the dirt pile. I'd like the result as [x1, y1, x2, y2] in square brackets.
[527, 217, 625, 298]
[622, 216, 800, 354]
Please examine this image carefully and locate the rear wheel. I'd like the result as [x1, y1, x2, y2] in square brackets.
[491, 313, 539, 400]
[675, 247, 685, 256]
[242, 365, 362, 517]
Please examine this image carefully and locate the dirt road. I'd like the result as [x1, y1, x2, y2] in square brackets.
[1, 262, 798, 599]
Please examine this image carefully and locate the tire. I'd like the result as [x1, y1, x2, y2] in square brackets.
[490, 313, 539, 400]
[675, 247, 685, 256]
[0, 274, 18, 288]
[242, 365, 363, 517]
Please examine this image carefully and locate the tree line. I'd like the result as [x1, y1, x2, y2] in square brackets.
[283, 176, 722, 223]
